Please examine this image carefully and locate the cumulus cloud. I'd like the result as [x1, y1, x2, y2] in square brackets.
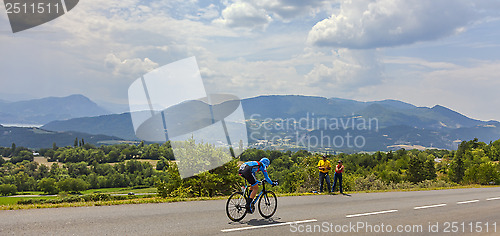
[213, 0, 334, 30]
[308, 0, 477, 49]
[105, 54, 159, 78]
[213, 1, 272, 30]
[304, 49, 384, 90]
[253, 0, 331, 21]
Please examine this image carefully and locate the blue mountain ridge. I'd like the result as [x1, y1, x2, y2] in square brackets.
[36, 94, 500, 151]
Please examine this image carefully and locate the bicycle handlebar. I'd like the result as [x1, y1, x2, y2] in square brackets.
[259, 179, 278, 186]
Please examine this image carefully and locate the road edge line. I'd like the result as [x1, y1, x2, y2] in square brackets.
[457, 200, 479, 204]
[414, 203, 447, 210]
[346, 209, 398, 218]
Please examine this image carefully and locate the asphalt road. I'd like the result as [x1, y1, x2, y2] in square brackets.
[0, 187, 499, 235]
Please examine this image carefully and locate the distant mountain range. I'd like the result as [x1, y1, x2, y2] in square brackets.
[36, 95, 500, 151]
[0, 94, 109, 125]
[43, 113, 137, 140]
[0, 124, 122, 149]
[241, 95, 492, 129]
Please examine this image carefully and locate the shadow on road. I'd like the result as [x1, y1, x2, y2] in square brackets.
[330, 193, 352, 197]
[228, 217, 284, 226]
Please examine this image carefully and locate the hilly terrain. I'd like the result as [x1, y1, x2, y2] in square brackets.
[0, 124, 122, 149]
[241, 95, 489, 129]
[0, 94, 109, 125]
[42, 112, 138, 141]
[39, 95, 500, 151]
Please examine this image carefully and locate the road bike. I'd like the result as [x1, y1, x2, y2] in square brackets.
[226, 179, 278, 222]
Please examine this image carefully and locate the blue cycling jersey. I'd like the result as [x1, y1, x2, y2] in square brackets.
[244, 161, 273, 185]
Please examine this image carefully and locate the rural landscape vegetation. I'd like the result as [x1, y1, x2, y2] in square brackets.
[0, 135, 499, 209]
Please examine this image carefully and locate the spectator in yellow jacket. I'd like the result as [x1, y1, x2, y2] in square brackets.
[317, 155, 331, 193]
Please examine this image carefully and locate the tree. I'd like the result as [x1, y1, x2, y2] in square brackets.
[450, 141, 467, 183]
[9, 150, 34, 164]
[36, 164, 50, 180]
[407, 154, 425, 183]
[66, 162, 89, 178]
[14, 172, 37, 191]
[11, 143, 16, 157]
[107, 150, 120, 163]
[0, 184, 17, 196]
[156, 157, 169, 171]
[74, 137, 78, 147]
[57, 178, 89, 193]
[423, 158, 437, 180]
[38, 178, 59, 194]
[87, 173, 100, 189]
[174, 139, 233, 177]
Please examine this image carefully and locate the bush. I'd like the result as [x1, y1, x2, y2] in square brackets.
[17, 193, 129, 205]
[80, 193, 111, 202]
[57, 178, 90, 193]
[354, 174, 389, 191]
[0, 184, 17, 196]
[157, 181, 192, 198]
[38, 178, 59, 194]
[417, 180, 456, 189]
[9, 150, 34, 164]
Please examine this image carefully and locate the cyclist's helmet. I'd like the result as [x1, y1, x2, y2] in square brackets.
[260, 158, 270, 167]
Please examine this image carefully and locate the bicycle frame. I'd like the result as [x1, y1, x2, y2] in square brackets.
[242, 179, 268, 206]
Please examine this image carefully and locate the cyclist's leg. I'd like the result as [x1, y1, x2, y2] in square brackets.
[241, 165, 258, 211]
[249, 182, 259, 199]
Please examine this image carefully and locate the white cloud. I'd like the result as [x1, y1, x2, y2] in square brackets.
[304, 49, 384, 90]
[213, 1, 272, 30]
[354, 58, 500, 121]
[196, 4, 220, 20]
[253, 0, 332, 21]
[105, 54, 159, 78]
[308, 0, 477, 49]
[2, 0, 500, 122]
[383, 57, 460, 70]
[213, 0, 333, 29]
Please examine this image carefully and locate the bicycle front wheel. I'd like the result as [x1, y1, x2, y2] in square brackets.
[258, 190, 277, 219]
[226, 192, 247, 222]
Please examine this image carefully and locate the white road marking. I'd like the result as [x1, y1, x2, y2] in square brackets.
[486, 197, 500, 201]
[414, 203, 447, 210]
[221, 219, 317, 232]
[346, 209, 398, 218]
[457, 200, 479, 205]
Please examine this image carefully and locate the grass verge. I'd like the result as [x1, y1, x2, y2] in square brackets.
[1, 185, 498, 211]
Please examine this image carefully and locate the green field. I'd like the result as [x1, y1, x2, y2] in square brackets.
[0, 187, 157, 206]
[0, 196, 57, 205]
[84, 187, 157, 195]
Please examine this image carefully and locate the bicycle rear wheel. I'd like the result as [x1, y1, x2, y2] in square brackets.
[226, 192, 247, 222]
[258, 191, 277, 219]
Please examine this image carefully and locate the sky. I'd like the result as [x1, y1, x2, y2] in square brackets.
[1, 0, 500, 121]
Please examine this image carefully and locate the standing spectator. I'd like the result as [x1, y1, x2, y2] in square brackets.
[332, 160, 344, 194]
[317, 155, 331, 193]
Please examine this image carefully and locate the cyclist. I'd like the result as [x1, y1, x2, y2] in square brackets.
[238, 158, 277, 213]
